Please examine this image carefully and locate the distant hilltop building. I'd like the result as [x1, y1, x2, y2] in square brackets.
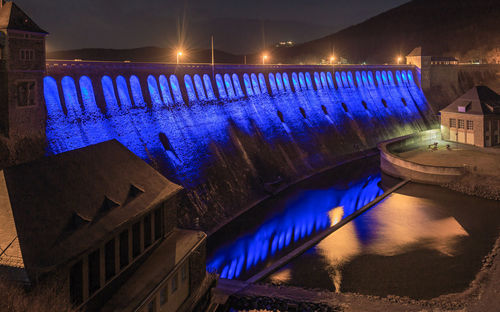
[440, 86, 500, 147]
[275, 40, 295, 48]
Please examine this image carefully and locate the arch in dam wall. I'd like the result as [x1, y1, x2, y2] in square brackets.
[44, 62, 421, 113]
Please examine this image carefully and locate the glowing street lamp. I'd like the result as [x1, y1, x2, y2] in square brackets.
[177, 51, 183, 64]
[397, 56, 402, 65]
[330, 56, 336, 65]
[262, 54, 268, 65]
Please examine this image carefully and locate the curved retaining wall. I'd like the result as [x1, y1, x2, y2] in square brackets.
[378, 129, 466, 184]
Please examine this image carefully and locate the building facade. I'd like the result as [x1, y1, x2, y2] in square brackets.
[0, 140, 213, 311]
[440, 86, 500, 147]
[0, 2, 47, 167]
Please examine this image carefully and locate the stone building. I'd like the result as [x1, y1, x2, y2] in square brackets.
[0, 140, 213, 311]
[0, 2, 48, 167]
[440, 86, 500, 147]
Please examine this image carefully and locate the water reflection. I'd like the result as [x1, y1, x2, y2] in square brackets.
[268, 183, 500, 299]
[207, 174, 383, 280]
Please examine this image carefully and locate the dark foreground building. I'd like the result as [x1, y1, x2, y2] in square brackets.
[0, 140, 213, 311]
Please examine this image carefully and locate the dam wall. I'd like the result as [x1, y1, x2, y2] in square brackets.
[43, 62, 437, 230]
[424, 64, 500, 112]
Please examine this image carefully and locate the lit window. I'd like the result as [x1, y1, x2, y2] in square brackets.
[458, 119, 464, 129]
[450, 118, 456, 128]
[171, 273, 178, 293]
[466, 120, 473, 130]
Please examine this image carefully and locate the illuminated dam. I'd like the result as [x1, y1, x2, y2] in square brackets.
[43, 61, 436, 232]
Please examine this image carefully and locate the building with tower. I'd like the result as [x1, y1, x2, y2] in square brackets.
[0, 1, 47, 168]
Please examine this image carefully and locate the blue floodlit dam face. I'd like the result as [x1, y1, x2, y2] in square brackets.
[44, 62, 436, 229]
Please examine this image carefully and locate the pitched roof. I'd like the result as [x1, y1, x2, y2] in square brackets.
[0, 140, 182, 278]
[0, 2, 48, 34]
[407, 46, 422, 57]
[440, 86, 500, 115]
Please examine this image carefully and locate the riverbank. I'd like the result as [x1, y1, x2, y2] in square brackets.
[218, 230, 500, 311]
[380, 130, 500, 200]
[399, 144, 500, 200]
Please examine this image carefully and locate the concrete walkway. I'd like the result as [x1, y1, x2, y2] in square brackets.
[397, 141, 500, 177]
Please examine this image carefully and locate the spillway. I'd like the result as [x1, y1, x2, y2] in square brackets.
[43, 63, 436, 229]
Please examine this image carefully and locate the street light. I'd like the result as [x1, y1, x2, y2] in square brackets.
[397, 56, 402, 65]
[262, 54, 268, 65]
[330, 56, 336, 65]
[177, 51, 183, 64]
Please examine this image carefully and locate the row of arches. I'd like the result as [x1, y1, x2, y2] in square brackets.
[43, 70, 417, 117]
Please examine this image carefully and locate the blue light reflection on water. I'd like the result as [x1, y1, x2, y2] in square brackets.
[207, 174, 383, 280]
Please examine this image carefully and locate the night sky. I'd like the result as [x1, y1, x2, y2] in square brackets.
[16, 0, 409, 54]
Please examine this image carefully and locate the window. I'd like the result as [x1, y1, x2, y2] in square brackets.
[88, 250, 101, 296]
[458, 119, 465, 129]
[171, 273, 178, 293]
[20, 49, 34, 61]
[160, 287, 167, 305]
[467, 120, 474, 130]
[181, 264, 188, 282]
[154, 208, 162, 240]
[119, 229, 129, 269]
[105, 239, 115, 281]
[449, 118, 456, 128]
[147, 299, 155, 312]
[132, 221, 141, 258]
[70, 260, 83, 305]
[17, 81, 36, 107]
[144, 214, 152, 249]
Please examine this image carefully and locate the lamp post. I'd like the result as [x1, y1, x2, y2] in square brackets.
[330, 56, 335, 65]
[262, 54, 268, 65]
[177, 51, 183, 64]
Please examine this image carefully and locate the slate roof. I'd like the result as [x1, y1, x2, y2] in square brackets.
[0, 2, 48, 34]
[0, 140, 182, 279]
[440, 86, 500, 115]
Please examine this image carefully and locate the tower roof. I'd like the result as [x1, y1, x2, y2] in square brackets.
[440, 86, 500, 115]
[0, 2, 48, 34]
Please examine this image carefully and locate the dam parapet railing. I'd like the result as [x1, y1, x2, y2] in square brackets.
[44, 60, 422, 113]
[378, 129, 467, 184]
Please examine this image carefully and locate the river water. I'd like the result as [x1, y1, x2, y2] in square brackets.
[266, 180, 500, 299]
[208, 156, 500, 299]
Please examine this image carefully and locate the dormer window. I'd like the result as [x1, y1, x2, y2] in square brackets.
[458, 101, 471, 113]
[20, 49, 34, 61]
